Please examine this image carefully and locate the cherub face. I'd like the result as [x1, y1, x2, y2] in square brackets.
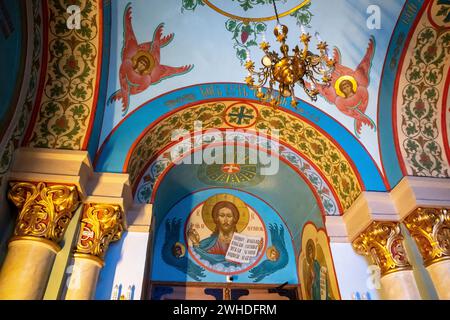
[340, 80, 355, 97]
[133, 56, 151, 74]
[267, 247, 280, 261]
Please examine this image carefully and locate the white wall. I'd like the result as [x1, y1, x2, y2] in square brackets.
[330, 242, 381, 300]
[95, 231, 150, 300]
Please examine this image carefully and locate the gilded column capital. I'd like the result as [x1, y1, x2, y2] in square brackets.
[75, 203, 124, 262]
[352, 221, 412, 276]
[404, 207, 450, 267]
[7, 181, 80, 248]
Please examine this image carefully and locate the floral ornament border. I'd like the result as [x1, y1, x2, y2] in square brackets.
[397, 1, 450, 177]
[181, 0, 313, 64]
[127, 101, 361, 211]
[27, 0, 101, 150]
[0, 0, 43, 184]
[135, 131, 339, 216]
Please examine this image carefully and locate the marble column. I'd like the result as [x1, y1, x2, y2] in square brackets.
[65, 203, 124, 300]
[353, 221, 421, 300]
[0, 182, 80, 300]
[404, 208, 450, 299]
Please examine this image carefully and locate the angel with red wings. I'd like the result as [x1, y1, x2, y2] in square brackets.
[314, 37, 377, 138]
[108, 3, 193, 116]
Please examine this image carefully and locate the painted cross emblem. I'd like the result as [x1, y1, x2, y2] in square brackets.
[225, 102, 258, 128]
[221, 164, 241, 174]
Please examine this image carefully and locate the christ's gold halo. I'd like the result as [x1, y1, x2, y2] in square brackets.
[334, 75, 358, 98]
[131, 50, 155, 75]
[201, 193, 249, 233]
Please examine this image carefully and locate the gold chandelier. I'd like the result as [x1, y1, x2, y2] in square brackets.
[244, 1, 335, 108]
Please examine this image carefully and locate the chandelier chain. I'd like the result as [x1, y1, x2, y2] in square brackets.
[272, 0, 281, 24]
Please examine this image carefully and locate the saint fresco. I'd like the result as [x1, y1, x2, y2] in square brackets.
[299, 223, 340, 300]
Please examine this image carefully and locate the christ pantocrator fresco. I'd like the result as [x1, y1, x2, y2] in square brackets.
[186, 194, 266, 273]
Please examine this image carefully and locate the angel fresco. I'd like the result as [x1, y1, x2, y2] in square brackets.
[312, 37, 377, 138]
[108, 3, 193, 116]
[248, 224, 289, 282]
[162, 218, 206, 281]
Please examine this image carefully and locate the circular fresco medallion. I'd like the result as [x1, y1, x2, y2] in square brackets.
[224, 102, 258, 128]
[185, 193, 267, 275]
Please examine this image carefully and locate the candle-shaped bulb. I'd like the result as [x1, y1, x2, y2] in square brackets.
[301, 24, 307, 35]
[276, 24, 283, 33]
[246, 49, 251, 62]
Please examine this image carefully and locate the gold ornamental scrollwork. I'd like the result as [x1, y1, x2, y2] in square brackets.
[8, 182, 80, 245]
[75, 203, 124, 260]
[352, 221, 412, 276]
[404, 208, 450, 267]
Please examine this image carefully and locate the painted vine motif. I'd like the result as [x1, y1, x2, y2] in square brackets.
[226, 19, 267, 64]
[231, 0, 285, 12]
[27, 0, 100, 149]
[181, 0, 313, 64]
[400, 17, 450, 176]
[128, 101, 361, 210]
[181, 0, 205, 12]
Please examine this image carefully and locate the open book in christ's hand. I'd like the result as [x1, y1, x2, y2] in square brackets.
[225, 233, 263, 264]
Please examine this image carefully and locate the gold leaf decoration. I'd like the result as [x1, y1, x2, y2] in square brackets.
[8, 181, 80, 244]
[75, 203, 124, 259]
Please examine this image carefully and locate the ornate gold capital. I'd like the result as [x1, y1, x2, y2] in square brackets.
[352, 221, 412, 276]
[8, 181, 80, 245]
[75, 203, 124, 260]
[404, 208, 450, 267]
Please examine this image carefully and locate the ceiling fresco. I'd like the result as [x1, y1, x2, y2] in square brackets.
[25, 0, 102, 150]
[0, 0, 25, 142]
[152, 159, 325, 254]
[0, 0, 42, 188]
[134, 130, 341, 216]
[0, 0, 448, 298]
[151, 189, 301, 284]
[99, 0, 406, 175]
[378, 0, 450, 186]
